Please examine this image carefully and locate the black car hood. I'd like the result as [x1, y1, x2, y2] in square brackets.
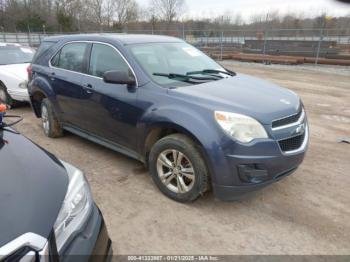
[171, 73, 300, 124]
[0, 129, 68, 247]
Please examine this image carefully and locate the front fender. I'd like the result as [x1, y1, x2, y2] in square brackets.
[139, 105, 232, 185]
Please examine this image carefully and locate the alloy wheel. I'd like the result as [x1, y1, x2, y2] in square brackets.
[41, 105, 50, 135]
[156, 149, 195, 193]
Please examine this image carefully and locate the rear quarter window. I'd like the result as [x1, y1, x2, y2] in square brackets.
[32, 41, 56, 64]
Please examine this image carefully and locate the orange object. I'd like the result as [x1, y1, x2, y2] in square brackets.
[0, 104, 7, 113]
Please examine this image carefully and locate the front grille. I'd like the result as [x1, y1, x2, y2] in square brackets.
[272, 109, 302, 128]
[278, 133, 305, 152]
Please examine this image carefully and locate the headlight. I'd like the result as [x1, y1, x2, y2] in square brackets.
[214, 111, 268, 143]
[18, 81, 28, 89]
[54, 161, 93, 252]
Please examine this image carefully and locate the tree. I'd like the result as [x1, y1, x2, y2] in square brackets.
[89, 0, 104, 30]
[104, 0, 115, 28]
[56, 10, 74, 31]
[17, 13, 45, 31]
[149, 0, 185, 24]
[112, 0, 139, 30]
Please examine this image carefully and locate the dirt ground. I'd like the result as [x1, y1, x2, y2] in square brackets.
[11, 61, 350, 255]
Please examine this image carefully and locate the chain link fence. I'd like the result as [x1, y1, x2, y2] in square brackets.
[1, 28, 350, 65]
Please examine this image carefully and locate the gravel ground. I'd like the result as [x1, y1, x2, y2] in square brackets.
[10, 61, 350, 255]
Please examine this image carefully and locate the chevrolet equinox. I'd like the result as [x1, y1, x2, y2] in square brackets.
[28, 34, 309, 202]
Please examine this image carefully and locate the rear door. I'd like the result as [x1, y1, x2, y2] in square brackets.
[49, 42, 91, 129]
[79, 43, 141, 150]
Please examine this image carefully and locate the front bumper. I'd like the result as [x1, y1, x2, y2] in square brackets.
[209, 124, 309, 201]
[7, 88, 30, 102]
[60, 204, 112, 262]
[213, 166, 299, 201]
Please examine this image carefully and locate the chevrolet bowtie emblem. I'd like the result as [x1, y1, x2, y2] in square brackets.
[295, 123, 305, 135]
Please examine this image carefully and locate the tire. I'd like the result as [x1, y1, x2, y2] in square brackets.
[41, 98, 64, 138]
[0, 84, 13, 106]
[149, 134, 209, 203]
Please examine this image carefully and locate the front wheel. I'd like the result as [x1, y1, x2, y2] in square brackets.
[149, 134, 209, 203]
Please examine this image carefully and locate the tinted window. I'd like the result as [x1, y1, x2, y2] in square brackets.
[53, 43, 88, 73]
[89, 44, 129, 78]
[32, 41, 55, 64]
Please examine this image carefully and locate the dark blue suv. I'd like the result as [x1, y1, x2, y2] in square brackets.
[28, 34, 309, 202]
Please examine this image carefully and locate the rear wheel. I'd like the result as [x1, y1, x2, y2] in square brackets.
[41, 98, 63, 138]
[149, 134, 209, 203]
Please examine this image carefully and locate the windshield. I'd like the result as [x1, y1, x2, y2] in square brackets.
[0, 46, 35, 65]
[127, 42, 229, 87]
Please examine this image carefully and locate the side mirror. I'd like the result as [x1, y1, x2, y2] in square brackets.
[103, 70, 136, 86]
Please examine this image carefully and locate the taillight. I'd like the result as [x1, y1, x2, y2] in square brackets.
[27, 65, 33, 81]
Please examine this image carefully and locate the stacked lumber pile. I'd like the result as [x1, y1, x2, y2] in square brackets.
[207, 52, 350, 66]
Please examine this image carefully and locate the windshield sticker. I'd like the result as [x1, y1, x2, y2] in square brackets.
[20, 48, 34, 54]
[182, 47, 202, 57]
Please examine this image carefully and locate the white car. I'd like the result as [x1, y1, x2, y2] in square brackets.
[0, 43, 35, 105]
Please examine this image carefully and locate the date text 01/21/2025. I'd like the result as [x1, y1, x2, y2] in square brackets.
[127, 255, 220, 261]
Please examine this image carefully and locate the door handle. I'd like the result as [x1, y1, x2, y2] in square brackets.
[50, 72, 56, 81]
[84, 84, 93, 94]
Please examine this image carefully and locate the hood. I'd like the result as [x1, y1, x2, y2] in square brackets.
[170, 73, 300, 124]
[0, 129, 68, 247]
[0, 63, 29, 81]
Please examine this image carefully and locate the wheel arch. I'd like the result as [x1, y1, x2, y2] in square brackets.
[29, 77, 55, 117]
[0, 80, 6, 87]
[142, 122, 213, 174]
[30, 89, 47, 117]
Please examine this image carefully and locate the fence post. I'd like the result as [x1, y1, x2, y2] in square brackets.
[182, 22, 185, 40]
[220, 31, 223, 60]
[262, 30, 269, 64]
[206, 31, 208, 47]
[315, 28, 324, 66]
[27, 25, 32, 47]
[1, 26, 5, 42]
[262, 30, 268, 56]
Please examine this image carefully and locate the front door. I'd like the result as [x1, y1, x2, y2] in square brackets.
[79, 43, 141, 151]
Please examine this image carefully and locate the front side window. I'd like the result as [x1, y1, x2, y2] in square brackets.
[52, 43, 88, 73]
[89, 44, 130, 78]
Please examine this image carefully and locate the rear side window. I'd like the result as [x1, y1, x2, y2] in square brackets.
[32, 41, 55, 64]
[88, 44, 129, 78]
[52, 42, 89, 73]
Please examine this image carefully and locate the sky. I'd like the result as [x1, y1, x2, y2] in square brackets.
[137, 0, 350, 21]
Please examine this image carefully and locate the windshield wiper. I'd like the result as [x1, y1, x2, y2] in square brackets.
[186, 69, 236, 77]
[153, 72, 220, 83]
